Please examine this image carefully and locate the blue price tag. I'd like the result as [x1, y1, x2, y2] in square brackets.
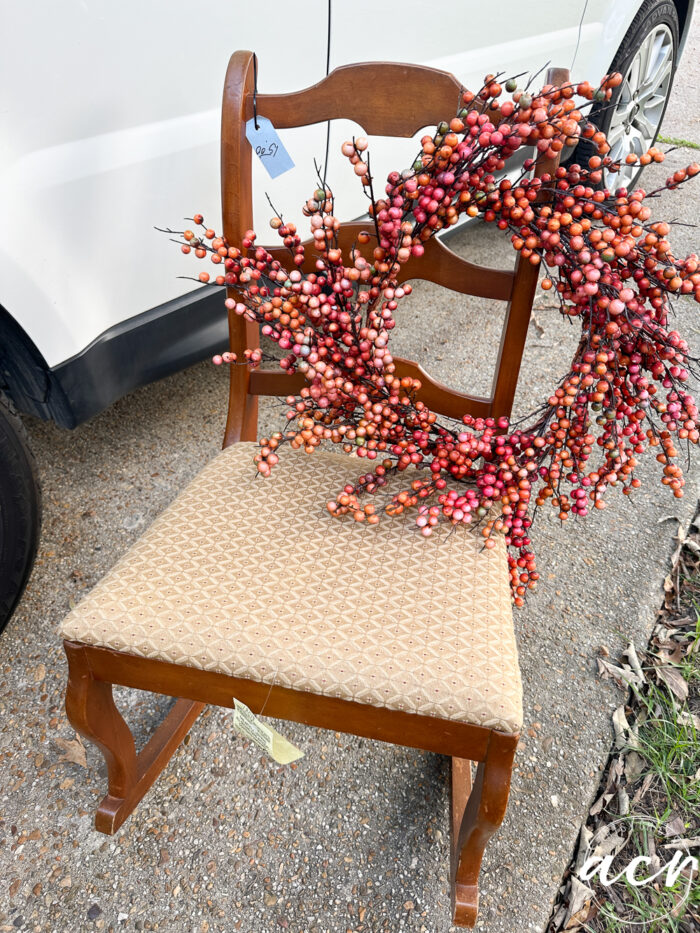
[245, 117, 295, 179]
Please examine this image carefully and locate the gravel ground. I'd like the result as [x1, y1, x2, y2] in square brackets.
[2, 13, 700, 933]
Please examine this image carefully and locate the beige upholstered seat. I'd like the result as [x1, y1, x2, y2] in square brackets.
[61, 443, 522, 733]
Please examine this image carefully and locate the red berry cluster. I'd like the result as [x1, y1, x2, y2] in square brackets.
[167, 72, 700, 606]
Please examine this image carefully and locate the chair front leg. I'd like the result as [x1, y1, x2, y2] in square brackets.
[63, 641, 204, 834]
[64, 641, 138, 820]
[450, 732, 519, 927]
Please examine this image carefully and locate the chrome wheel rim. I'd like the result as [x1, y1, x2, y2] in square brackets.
[604, 23, 674, 190]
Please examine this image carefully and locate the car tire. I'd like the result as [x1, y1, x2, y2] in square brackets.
[572, 0, 679, 190]
[0, 392, 41, 634]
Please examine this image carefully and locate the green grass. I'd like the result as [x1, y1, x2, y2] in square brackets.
[582, 804, 700, 931]
[657, 135, 700, 151]
[631, 681, 700, 814]
[592, 877, 700, 932]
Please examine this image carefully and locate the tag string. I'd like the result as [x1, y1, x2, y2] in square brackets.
[252, 52, 260, 131]
[571, 0, 589, 72]
[322, 0, 332, 187]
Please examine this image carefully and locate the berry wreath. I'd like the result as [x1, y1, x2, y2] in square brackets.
[162, 70, 700, 606]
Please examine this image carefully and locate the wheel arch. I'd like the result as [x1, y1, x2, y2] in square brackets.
[672, 0, 694, 54]
[0, 305, 75, 427]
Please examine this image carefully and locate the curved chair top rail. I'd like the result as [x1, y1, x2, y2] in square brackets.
[254, 60, 465, 137]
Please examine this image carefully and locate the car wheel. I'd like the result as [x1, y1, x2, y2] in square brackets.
[0, 392, 41, 634]
[575, 0, 679, 190]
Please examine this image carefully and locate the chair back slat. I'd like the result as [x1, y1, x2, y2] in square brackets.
[266, 222, 515, 302]
[220, 50, 567, 446]
[248, 359, 491, 421]
[387, 359, 492, 419]
[396, 234, 514, 301]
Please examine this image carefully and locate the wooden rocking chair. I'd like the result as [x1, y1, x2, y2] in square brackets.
[60, 53, 568, 926]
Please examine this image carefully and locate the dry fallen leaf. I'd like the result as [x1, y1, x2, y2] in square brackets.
[612, 706, 635, 750]
[656, 665, 689, 702]
[656, 643, 685, 665]
[631, 772, 655, 806]
[597, 658, 644, 690]
[618, 786, 630, 817]
[593, 826, 629, 859]
[573, 825, 594, 874]
[54, 735, 87, 769]
[664, 814, 686, 837]
[678, 709, 700, 731]
[661, 615, 694, 629]
[551, 903, 569, 930]
[622, 643, 645, 683]
[624, 750, 647, 784]
[563, 876, 595, 930]
[589, 791, 613, 817]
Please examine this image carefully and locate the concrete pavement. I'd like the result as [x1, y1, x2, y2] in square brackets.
[1, 10, 700, 932]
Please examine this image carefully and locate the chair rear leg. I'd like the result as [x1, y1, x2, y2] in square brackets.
[450, 732, 518, 927]
[63, 641, 204, 834]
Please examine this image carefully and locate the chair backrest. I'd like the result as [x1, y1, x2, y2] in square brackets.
[220, 50, 569, 447]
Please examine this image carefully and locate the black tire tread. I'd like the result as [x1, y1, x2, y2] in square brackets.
[610, 0, 679, 73]
[0, 392, 41, 633]
[571, 0, 679, 186]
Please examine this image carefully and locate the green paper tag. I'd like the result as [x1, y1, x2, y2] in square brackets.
[232, 698, 304, 764]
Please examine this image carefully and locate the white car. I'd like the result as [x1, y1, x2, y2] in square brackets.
[0, 0, 694, 629]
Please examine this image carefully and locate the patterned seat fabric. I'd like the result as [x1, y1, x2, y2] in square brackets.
[60, 443, 522, 733]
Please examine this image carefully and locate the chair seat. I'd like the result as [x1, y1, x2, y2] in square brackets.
[60, 442, 522, 734]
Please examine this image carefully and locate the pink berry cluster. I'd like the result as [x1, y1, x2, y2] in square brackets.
[167, 71, 700, 605]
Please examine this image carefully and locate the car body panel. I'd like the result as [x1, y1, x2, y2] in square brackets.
[0, 1, 692, 393]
